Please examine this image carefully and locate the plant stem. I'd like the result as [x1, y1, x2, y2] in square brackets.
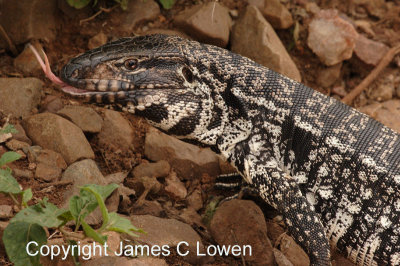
[59, 227, 85, 240]
[8, 193, 20, 207]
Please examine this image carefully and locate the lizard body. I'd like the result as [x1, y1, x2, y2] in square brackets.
[59, 34, 400, 265]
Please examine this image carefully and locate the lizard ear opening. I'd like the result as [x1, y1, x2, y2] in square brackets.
[182, 67, 193, 83]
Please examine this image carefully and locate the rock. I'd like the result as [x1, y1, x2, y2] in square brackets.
[35, 149, 67, 169]
[105, 172, 129, 184]
[277, 234, 309, 266]
[165, 171, 187, 200]
[248, 0, 294, 29]
[354, 20, 375, 38]
[110, 0, 160, 32]
[144, 29, 192, 40]
[0, 132, 12, 143]
[266, 220, 286, 244]
[61, 159, 106, 198]
[210, 199, 275, 265]
[23, 113, 95, 164]
[88, 32, 108, 50]
[273, 248, 294, 266]
[5, 139, 30, 151]
[12, 168, 34, 179]
[22, 113, 94, 164]
[305, 2, 320, 15]
[117, 185, 136, 213]
[331, 249, 356, 266]
[186, 188, 203, 211]
[0, 0, 57, 48]
[367, 74, 394, 102]
[218, 157, 237, 174]
[316, 63, 342, 88]
[60, 159, 108, 225]
[179, 207, 204, 227]
[35, 162, 62, 182]
[0, 221, 9, 249]
[174, 2, 232, 47]
[82, 256, 168, 266]
[40, 95, 64, 113]
[97, 110, 134, 151]
[0, 78, 42, 118]
[131, 200, 163, 216]
[354, 34, 389, 66]
[94, 231, 121, 259]
[231, 6, 301, 82]
[145, 127, 220, 180]
[12, 123, 32, 145]
[23, 145, 42, 163]
[307, 9, 358, 66]
[127, 175, 162, 202]
[358, 100, 400, 133]
[363, 0, 387, 18]
[57, 105, 103, 133]
[0, 205, 13, 219]
[128, 215, 206, 264]
[332, 86, 347, 97]
[13, 42, 44, 75]
[132, 160, 170, 179]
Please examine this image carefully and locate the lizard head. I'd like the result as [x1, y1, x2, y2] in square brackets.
[60, 34, 229, 146]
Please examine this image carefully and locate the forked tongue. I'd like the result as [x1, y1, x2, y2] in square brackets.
[28, 44, 86, 94]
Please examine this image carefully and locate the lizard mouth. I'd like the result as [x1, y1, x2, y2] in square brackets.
[29, 44, 122, 101]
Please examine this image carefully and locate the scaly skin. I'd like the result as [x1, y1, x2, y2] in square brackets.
[58, 34, 400, 265]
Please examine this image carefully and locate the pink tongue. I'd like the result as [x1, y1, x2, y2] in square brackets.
[28, 44, 85, 93]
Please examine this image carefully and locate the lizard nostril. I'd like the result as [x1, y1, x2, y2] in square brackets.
[182, 67, 193, 83]
[71, 69, 79, 78]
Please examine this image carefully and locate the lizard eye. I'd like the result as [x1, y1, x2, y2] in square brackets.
[124, 59, 137, 70]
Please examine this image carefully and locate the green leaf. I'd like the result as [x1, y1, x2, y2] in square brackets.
[69, 184, 118, 229]
[114, 0, 129, 10]
[82, 183, 119, 200]
[21, 188, 32, 206]
[69, 193, 97, 229]
[66, 0, 92, 9]
[81, 221, 107, 244]
[11, 198, 68, 228]
[0, 151, 21, 167]
[202, 196, 222, 226]
[0, 124, 18, 134]
[57, 210, 74, 225]
[0, 168, 22, 194]
[106, 212, 144, 237]
[159, 0, 175, 9]
[3, 221, 47, 266]
[81, 184, 118, 231]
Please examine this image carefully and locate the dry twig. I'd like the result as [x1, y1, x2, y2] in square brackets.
[342, 44, 400, 105]
[79, 5, 118, 25]
[0, 24, 18, 56]
[38, 180, 73, 189]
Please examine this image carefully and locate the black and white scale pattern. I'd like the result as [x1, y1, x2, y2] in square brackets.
[60, 34, 400, 265]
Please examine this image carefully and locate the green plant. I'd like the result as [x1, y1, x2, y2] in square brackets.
[0, 151, 31, 209]
[66, 0, 176, 10]
[0, 124, 18, 135]
[66, 0, 129, 10]
[159, 0, 175, 9]
[0, 151, 143, 265]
